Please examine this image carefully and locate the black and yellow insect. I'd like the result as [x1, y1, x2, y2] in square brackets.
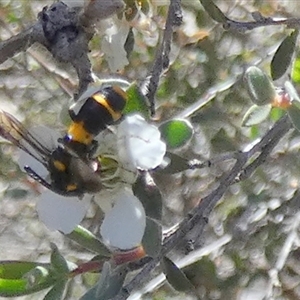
[0, 110, 103, 197]
[62, 85, 128, 157]
[0, 81, 129, 196]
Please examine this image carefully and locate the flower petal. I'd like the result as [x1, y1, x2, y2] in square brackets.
[37, 191, 89, 234]
[100, 187, 146, 249]
[101, 20, 129, 72]
[117, 114, 166, 170]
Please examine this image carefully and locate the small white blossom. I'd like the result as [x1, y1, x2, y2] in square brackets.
[37, 191, 90, 234]
[117, 114, 166, 170]
[100, 187, 146, 250]
[101, 20, 130, 72]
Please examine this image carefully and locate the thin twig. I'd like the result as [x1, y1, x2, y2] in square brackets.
[0, 23, 46, 64]
[225, 16, 300, 32]
[237, 115, 292, 182]
[129, 234, 232, 299]
[145, 0, 182, 115]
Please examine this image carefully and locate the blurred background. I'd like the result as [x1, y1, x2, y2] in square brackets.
[1, 0, 300, 299]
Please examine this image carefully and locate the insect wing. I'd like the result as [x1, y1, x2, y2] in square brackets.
[0, 111, 52, 166]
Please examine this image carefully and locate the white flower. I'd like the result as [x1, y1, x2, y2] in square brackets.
[100, 187, 146, 250]
[117, 114, 166, 171]
[37, 191, 90, 234]
[101, 20, 130, 72]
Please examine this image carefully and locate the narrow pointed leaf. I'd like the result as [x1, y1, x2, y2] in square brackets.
[81, 262, 126, 300]
[133, 173, 162, 221]
[80, 262, 111, 300]
[65, 225, 111, 257]
[96, 265, 127, 299]
[50, 244, 69, 275]
[200, 0, 228, 23]
[142, 218, 162, 257]
[242, 104, 272, 127]
[159, 119, 194, 149]
[43, 280, 67, 300]
[161, 256, 195, 292]
[271, 30, 299, 80]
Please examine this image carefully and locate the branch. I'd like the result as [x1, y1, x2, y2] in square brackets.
[112, 116, 292, 299]
[0, 1, 123, 98]
[225, 14, 300, 32]
[0, 23, 47, 64]
[130, 234, 232, 298]
[237, 115, 292, 182]
[144, 0, 183, 115]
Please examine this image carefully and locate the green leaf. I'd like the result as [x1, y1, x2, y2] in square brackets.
[161, 256, 195, 292]
[271, 30, 299, 80]
[65, 226, 111, 257]
[199, 0, 228, 23]
[133, 173, 162, 221]
[80, 262, 126, 300]
[158, 152, 191, 174]
[80, 262, 111, 300]
[291, 56, 300, 83]
[0, 261, 55, 297]
[288, 102, 300, 132]
[0, 261, 43, 280]
[159, 119, 194, 149]
[123, 83, 149, 118]
[242, 104, 272, 127]
[96, 264, 126, 299]
[142, 218, 162, 257]
[270, 107, 284, 121]
[50, 244, 69, 275]
[43, 280, 67, 300]
[244, 66, 276, 106]
[250, 125, 259, 139]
